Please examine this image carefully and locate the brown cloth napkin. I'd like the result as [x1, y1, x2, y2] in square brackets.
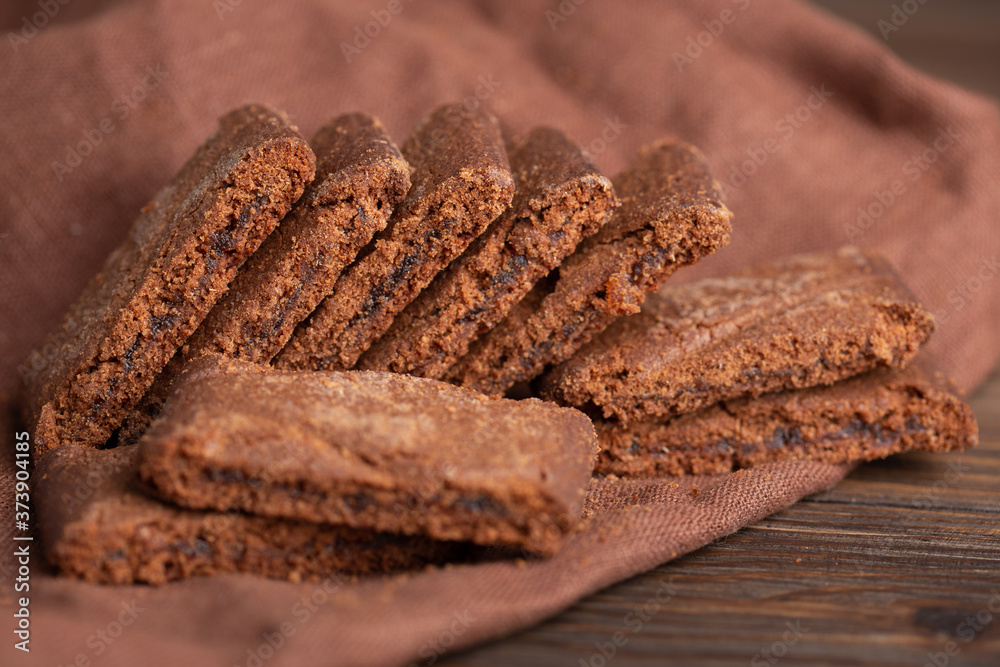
[1, 0, 998, 665]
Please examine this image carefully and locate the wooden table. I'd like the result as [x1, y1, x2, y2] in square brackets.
[445, 2, 1000, 664]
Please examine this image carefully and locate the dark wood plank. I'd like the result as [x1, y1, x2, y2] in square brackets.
[809, 444, 1000, 512]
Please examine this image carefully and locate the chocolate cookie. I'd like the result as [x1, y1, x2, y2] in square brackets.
[117, 114, 409, 445]
[23, 105, 316, 453]
[445, 139, 732, 396]
[541, 247, 935, 422]
[594, 367, 978, 477]
[37, 446, 461, 585]
[275, 103, 515, 372]
[180, 113, 409, 363]
[356, 127, 618, 378]
[136, 355, 597, 556]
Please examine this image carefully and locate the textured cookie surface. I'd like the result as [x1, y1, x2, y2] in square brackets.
[446, 139, 732, 396]
[24, 105, 316, 453]
[118, 114, 408, 444]
[595, 367, 978, 477]
[137, 355, 597, 555]
[542, 247, 935, 422]
[275, 103, 515, 372]
[37, 446, 459, 585]
[357, 127, 617, 378]
[180, 113, 409, 364]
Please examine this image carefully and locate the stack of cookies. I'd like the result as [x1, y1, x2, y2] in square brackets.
[40, 355, 599, 584]
[22, 103, 975, 585]
[540, 247, 978, 476]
